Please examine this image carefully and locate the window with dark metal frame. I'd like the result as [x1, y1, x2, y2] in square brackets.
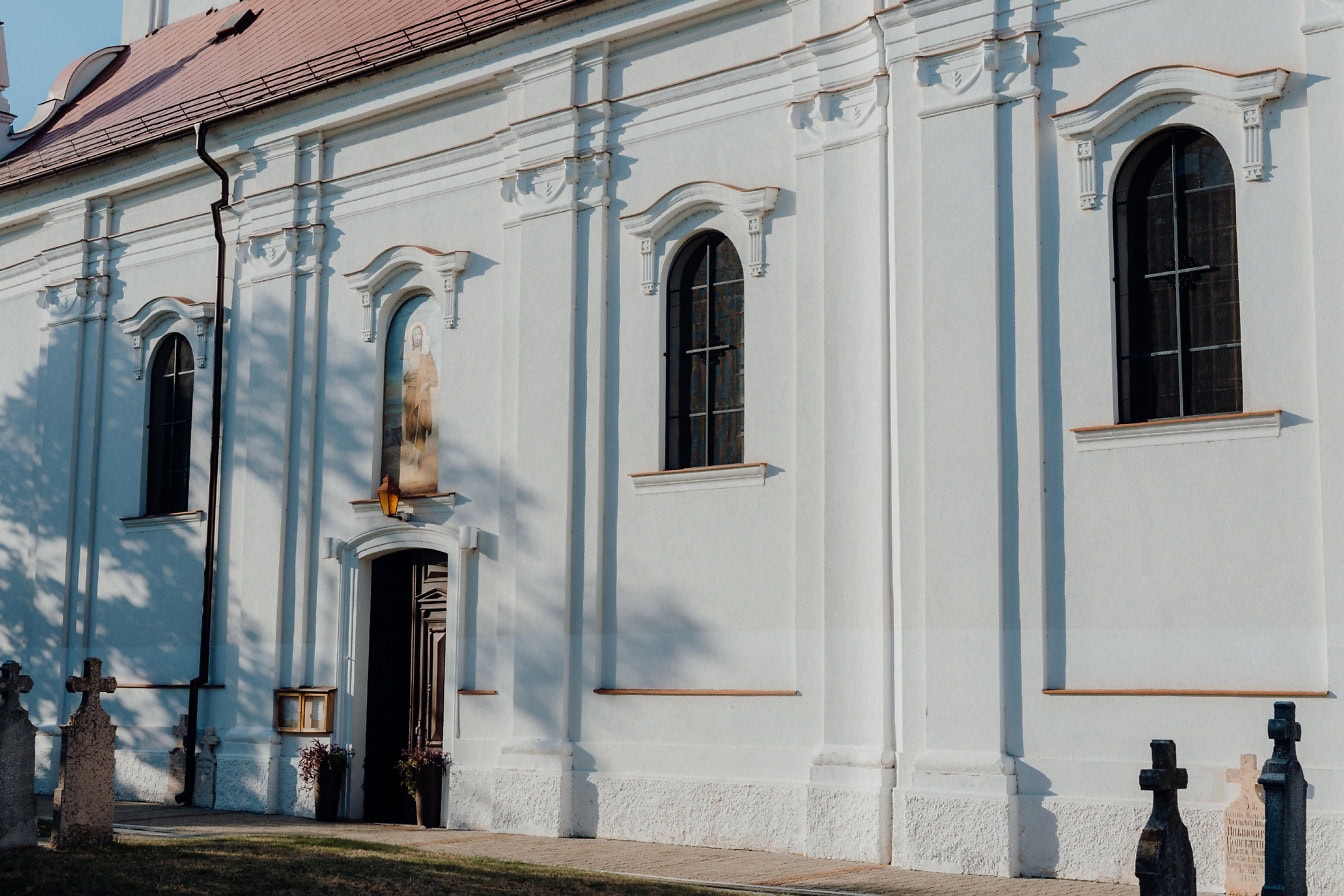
[145, 333, 194, 514]
[1114, 127, 1242, 423]
[665, 231, 745, 469]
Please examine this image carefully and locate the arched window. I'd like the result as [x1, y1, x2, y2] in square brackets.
[146, 334, 194, 514]
[1114, 128, 1241, 423]
[666, 231, 744, 469]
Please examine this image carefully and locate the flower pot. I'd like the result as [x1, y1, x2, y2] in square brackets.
[414, 765, 443, 828]
[314, 765, 344, 822]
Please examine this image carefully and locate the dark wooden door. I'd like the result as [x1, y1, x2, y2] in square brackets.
[363, 549, 448, 823]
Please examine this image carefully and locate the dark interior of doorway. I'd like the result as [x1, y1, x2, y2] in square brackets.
[363, 548, 448, 823]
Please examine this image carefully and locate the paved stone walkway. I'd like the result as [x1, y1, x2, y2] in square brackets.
[38, 798, 1140, 895]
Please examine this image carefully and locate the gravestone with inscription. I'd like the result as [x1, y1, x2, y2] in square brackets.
[193, 728, 219, 809]
[0, 661, 38, 848]
[165, 715, 188, 805]
[1135, 739, 1196, 896]
[1259, 701, 1307, 896]
[1223, 753, 1264, 896]
[52, 657, 118, 849]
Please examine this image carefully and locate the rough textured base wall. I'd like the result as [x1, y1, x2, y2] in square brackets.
[1019, 796, 1344, 896]
[575, 774, 805, 853]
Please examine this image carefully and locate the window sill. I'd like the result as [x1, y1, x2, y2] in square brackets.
[1071, 410, 1281, 450]
[120, 510, 205, 530]
[629, 462, 767, 494]
[349, 492, 457, 516]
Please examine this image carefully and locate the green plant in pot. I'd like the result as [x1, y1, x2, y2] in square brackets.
[396, 746, 449, 828]
[298, 740, 353, 822]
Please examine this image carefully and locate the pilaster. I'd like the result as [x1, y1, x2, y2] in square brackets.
[31, 199, 114, 722]
[216, 133, 326, 811]
[492, 49, 597, 837]
[886, 6, 1042, 877]
[786, 18, 894, 864]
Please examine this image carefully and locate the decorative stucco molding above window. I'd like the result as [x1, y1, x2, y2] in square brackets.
[620, 182, 780, 296]
[117, 297, 215, 380]
[912, 31, 1040, 119]
[343, 245, 471, 340]
[1053, 66, 1289, 210]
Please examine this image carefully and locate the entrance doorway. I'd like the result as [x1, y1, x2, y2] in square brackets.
[362, 549, 449, 823]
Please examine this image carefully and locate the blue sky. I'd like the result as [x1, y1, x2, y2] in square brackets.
[3, 1, 122, 128]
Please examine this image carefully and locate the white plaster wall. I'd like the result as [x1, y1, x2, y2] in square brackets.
[0, 0, 1340, 887]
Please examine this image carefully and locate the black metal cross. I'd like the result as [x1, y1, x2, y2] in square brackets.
[1260, 701, 1308, 896]
[1136, 739, 1195, 896]
[0, 660, 33, 713]
[1140, 740, 1189, 795]
[1268, 701, 1302, 748]
[66, 657, 117, 711]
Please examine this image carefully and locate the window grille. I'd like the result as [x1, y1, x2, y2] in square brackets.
[1114, 128, 1241, 423]
[666, 232, 745, 469]
[146, 333, 194, 514]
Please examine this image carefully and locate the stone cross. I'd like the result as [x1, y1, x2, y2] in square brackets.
[1135, 739, 1196, 896]
[165, 714, 189, 806]
[66, 657, 116, 717]
[0, 661, 33, 715]
[193, 728, 220, 809]
[0, 660, 38, 848]
[1259, 701, 1307, 896]
[1223, 753, 1264, 896]
[52, 657, 118, 849]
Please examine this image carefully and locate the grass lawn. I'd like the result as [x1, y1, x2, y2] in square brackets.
[0, 835, 730, 895]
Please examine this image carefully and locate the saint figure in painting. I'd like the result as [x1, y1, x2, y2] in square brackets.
[401, 322, 439, 476]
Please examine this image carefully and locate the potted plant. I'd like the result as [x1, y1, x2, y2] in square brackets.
[298, 740, 353, 822]
[396, 746, 449, 828]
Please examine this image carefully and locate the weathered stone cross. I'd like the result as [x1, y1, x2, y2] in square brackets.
[66, 657, 116, 712]
[1226, 752, 1259, 799]
[171, 715, 189, 749]
[0, 661, 33, 714]
[199, 729, 220, 755]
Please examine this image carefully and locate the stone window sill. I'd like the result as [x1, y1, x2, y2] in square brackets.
[1071, 410, 1281, 450]
[629, 462, 768, 494]
[120, 510, 205, 530]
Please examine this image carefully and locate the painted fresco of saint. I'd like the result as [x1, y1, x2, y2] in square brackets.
[382, 296, 440, 495]
[401, 322, 439, 475]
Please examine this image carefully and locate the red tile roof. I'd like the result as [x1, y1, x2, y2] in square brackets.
[0, 0, 596, 189]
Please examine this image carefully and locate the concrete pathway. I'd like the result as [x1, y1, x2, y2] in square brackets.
[42, 798, 1141, 896]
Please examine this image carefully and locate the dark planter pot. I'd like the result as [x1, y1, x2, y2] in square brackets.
[314, 765, 344, 822]
[414, 765, 443, 828]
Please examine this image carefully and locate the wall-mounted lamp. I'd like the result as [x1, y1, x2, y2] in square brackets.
[377, 475, 413, 521]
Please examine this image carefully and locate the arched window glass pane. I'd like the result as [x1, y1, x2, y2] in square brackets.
[666, 232, 744, 469]
[1115, 128, 1241, 423]
[146, 334, 194, 514]
[383, 295, 441, 495]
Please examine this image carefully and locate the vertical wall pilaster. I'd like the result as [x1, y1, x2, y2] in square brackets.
[217, 133, 325, 811]
[493, 49, 586, 836]
[31, 200, 108, 723]
[891, 3, 1041, 874]
[786, 17, 895, 864]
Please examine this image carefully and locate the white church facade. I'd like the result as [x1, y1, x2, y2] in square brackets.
[0, 0, 1341, 889]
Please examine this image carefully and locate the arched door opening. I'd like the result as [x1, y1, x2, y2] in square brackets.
[362, 548, 449, 823]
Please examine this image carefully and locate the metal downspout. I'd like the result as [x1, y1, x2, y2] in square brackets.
[179, 121, 230, 805]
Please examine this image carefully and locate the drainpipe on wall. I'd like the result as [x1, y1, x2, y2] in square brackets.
[178, 120, 231, 806]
